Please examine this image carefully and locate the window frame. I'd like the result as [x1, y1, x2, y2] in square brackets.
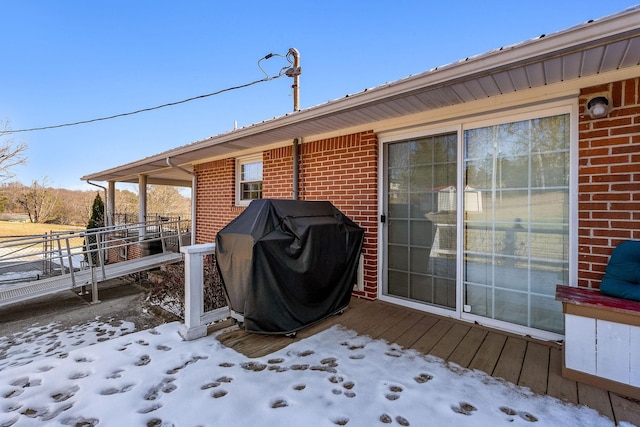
[235, 153, 263, 206]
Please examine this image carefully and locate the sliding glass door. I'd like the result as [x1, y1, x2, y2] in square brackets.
[463, 114, 570, 334]
[382, 112, 571, 336]
[384, 133, 458, 309]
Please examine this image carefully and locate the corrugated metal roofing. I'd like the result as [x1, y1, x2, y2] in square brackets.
[82, 6, 640, 186]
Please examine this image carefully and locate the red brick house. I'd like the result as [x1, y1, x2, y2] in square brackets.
[83, 6, 640, 342]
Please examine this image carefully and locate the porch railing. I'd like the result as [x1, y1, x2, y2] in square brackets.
[0, 218, 191, 307]
[179, 243, 230, 340]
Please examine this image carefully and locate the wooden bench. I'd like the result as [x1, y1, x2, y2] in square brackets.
[555, 285, 640, 400]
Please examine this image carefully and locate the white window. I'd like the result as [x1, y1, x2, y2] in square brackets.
[236, 154, 263, 206]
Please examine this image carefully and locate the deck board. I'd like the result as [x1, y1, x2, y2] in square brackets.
[393, 313, 438, 349]
[518, 342, 550, 395]
[429, 323, 470, 360]
[377, 310, 425, 344]
[578, 383, 615, 421]
[468, 331, 507, 375]
[492, 336, 526, 384]
[410, 319, 455, 355]
[215, 297, 640, 423]
[365, 306, 412, 339]
[447, 327, 488, 368]
[547, 347, 578, 404]
[610, 393, 640, 426]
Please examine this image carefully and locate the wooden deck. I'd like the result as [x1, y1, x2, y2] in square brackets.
[216, 297, 640, 426]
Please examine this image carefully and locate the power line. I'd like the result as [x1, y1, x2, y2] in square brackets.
[6, 52, 293, 134]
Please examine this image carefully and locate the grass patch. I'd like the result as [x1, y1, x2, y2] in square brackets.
[0, 221, 84, 238]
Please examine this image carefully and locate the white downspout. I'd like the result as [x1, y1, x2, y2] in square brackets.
[86, 180, 108, 227]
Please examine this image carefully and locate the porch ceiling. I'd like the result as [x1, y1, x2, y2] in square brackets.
[82, 7, 640, 187]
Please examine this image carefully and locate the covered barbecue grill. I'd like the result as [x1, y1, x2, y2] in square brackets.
[215, 199, 364, 335]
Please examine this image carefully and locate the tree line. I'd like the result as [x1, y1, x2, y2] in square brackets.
[0, 180, 192, 226]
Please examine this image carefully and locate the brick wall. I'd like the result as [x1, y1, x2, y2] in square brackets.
[578, 78, 640, 288]
[194, 158, 244, 244]
[297, 131, 379, 300]
[193, 130, 379, 299]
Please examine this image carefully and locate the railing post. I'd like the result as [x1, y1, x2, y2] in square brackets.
[178, 243, 216, 341]
[65, 237, 77, 288]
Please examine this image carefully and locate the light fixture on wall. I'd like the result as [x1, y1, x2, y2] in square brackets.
[587, 96, 611, 119]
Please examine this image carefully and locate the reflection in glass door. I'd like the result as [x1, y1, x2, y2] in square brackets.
[385, 133, 457, 309]
[463, 114, 570, 334]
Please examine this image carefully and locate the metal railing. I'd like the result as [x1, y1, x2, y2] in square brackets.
[0, 218, 191, 287]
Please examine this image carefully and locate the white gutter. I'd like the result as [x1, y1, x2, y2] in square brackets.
[82, 6, 640, 182]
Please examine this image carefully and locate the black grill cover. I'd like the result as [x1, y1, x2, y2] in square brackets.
[215, 199, 364, 334]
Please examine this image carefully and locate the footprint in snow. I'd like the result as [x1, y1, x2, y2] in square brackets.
[212, 390, 228, 398]
[332, 416, 349, 425]
[11, 376, 42, 388]
[240, 362, 266, 372]
[395, 416, 410, 426]
[3, 389, 23, 399]
[135, 355, 151, 366]
[99, 383, 135, 395]
[144, 378, 177, 400]
[452, 402, 477, 415]
[41, 402, 74, 421]
[138, 403, 163, 414]
[68, 371, 91, 380]
[380, 415, 409, 426]
[385, 384, 403, 401]
[106, 369, 124, 379]
[51, 385, 79, 402]
[343, 381, 356, 398]
[414, 373, 433, 384]
[500, 407, 538, 422]
[271, 398, 288, 408]
[166, 355, 208, 374]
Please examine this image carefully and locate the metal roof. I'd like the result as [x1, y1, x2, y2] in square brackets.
[82, 6, 640, 187]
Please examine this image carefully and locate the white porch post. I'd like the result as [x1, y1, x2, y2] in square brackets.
[138, 174, 148, 240]
[178, 243, 215, 340]
[107, 181, 115, 227]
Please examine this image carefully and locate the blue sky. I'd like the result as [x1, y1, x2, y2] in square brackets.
[1, 1, 638, 191]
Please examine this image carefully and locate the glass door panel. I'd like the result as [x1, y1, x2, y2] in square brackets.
[463, 114, 570, 334]
[385, 133, 457, 309]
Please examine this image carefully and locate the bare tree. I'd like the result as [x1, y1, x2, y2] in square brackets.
[147, 185, 190, 216]
[0, 120, 28, 182]
[17, 178, 60, 223]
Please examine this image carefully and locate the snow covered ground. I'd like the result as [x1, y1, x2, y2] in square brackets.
[0, 319, 626, 426]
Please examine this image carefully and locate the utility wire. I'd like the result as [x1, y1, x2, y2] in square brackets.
[7, 52, 293, 134]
